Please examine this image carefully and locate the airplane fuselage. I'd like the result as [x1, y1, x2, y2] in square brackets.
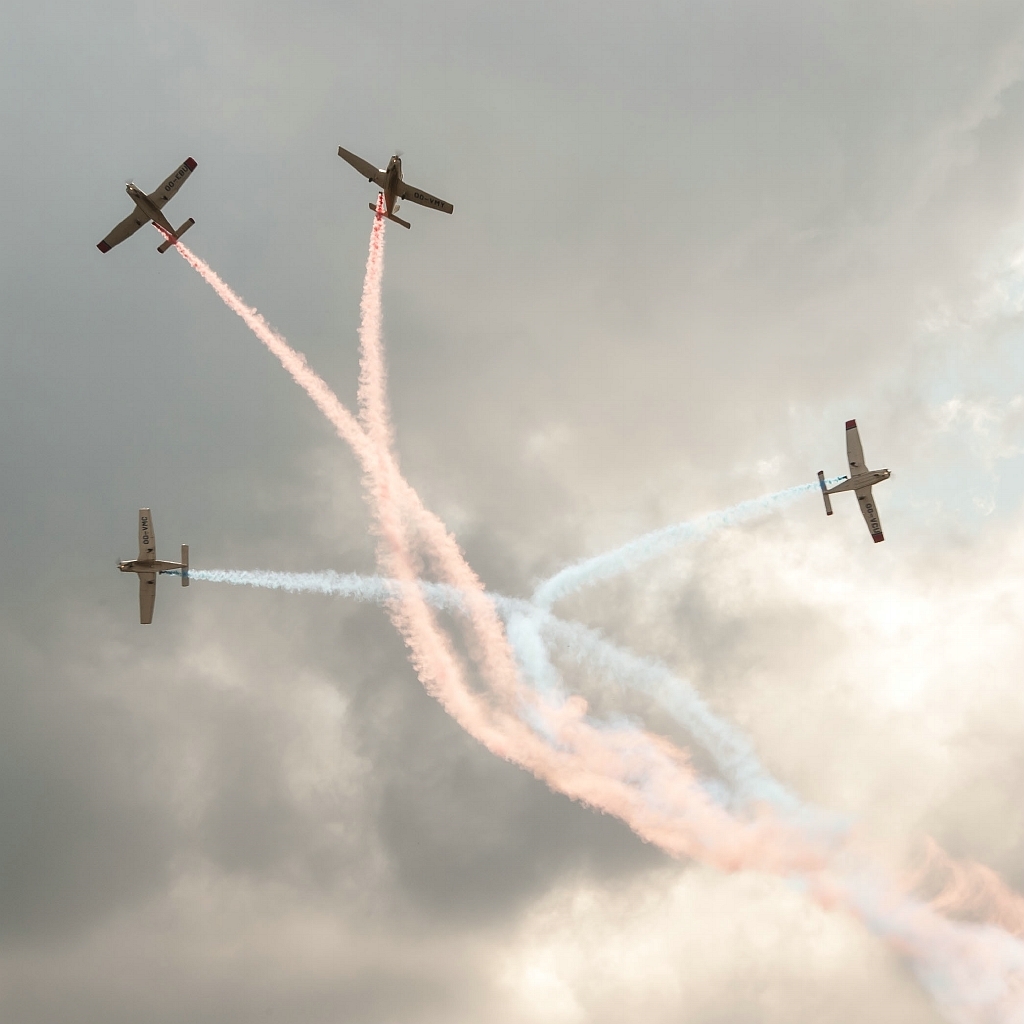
[826, 468, 891, 495]
[125, 183, 174, 235]
[383, 157, 404, 215]
[118, 559, 184, 575]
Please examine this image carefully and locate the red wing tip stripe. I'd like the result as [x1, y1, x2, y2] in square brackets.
[96, 241, 111, 253]
[184, 157, 197, 170]
[845, 419, 857, 429]
[873, 533, 884, 543]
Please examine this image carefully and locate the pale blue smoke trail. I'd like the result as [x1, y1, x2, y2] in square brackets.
[532, 482, 827, 609]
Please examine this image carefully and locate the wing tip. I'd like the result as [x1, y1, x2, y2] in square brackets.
[96, 240, 111, 253]
[873, 533, 884, 543]
[184, 156, 197, 170]
[846, 419, 857, 430]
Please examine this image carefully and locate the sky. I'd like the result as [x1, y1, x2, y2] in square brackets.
[4, 1, 1024, 1021]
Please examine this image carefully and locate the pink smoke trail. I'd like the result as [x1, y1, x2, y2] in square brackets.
[353, 202, 525, 713]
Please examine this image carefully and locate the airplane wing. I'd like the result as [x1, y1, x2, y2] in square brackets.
[855, 486, 885, 543]
[846, 419, 868, 475]
[398, 182, 454, 215]
[338, 146, 386, 188]
[139, 573, 157, 624]
[146, 157, 197, 209]
[97, 206, 150, 253]
[138, 508, 156, 563]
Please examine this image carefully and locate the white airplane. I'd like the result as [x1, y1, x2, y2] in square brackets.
[338, 145, 453, 229]
[818, 420, 891, 543]
[97, 157, 197, 254]
[118, 509, 189, 624]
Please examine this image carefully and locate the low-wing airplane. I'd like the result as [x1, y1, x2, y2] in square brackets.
[118, 509, 189, 624]
[818, 420, 891, 543]
[338, 146, 453, 229]
[97, 157, 197, 254]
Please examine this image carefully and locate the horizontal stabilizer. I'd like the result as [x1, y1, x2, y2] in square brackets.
[369, 202, 411, 229]
[157, 217, 195, 253]
[818, 471, 833, 515]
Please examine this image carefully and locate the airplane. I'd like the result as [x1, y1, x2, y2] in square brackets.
[818, 420, 891, 543]
[118, 509, 189, 624]
[338, 145, 453, 229]
[97, 157, 198, 254]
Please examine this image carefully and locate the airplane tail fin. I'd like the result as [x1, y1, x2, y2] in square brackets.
[818, 471, 833, 515]
[370, 202, 410, 229]
[157, 218, 196, 253]
[181, 544, 189, 586]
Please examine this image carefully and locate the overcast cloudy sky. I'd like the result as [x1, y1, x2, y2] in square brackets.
[4, 1, 1024, 1021]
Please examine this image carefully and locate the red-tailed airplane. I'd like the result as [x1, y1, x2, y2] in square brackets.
[338, 146, 453, 229]
[97, 157, 197, 254]
[118, 509, 189, 624]
[818, 420, 891, 543]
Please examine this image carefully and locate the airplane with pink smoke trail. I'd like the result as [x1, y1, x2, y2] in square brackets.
[338, 145, 453, 229]
[117, 509, 189, 624]
[96, 157, 197, 254]
[818, 420, 891, 542]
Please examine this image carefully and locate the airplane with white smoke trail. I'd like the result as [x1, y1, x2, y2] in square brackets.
[117, 508, 189, 624]
[338, 145, 453, 229]
[817, 420, 891, 542]
[96, 157, 198, 254]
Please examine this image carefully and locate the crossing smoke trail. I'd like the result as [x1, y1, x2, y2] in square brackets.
[171, 226, 1024, 1019]
[171, 230, 827, 875]
[189, 567, 817, 818]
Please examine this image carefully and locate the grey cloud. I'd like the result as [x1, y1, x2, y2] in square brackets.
[3, 0, 1024, 1020]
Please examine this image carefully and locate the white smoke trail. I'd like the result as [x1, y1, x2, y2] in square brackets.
[188, 568, 392, 600]
[533, 482, 820, 609]
[187, 568, 467, 612]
